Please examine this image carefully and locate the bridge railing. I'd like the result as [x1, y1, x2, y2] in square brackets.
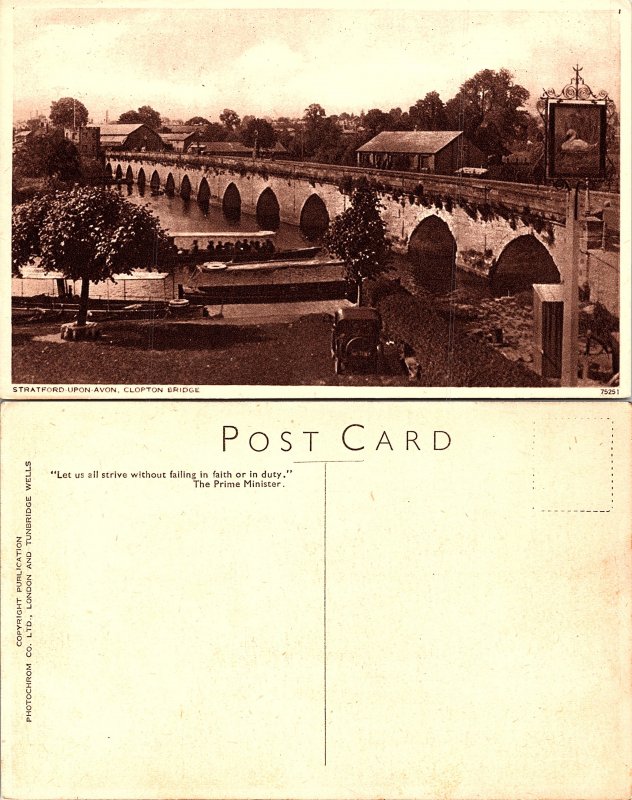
[108, 150, 619, 226]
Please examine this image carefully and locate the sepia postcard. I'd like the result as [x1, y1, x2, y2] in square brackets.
[1, 0, 630, 398]
[1, 400, 631, 798]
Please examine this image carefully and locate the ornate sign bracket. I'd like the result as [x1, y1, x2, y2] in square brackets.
[537, 65, 612, 183]
[537, 64, 615, 117]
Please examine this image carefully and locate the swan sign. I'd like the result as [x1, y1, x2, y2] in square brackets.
[547, 100, 607, 180]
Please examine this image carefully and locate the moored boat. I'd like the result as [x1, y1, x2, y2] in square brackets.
[165, 230, 321, 266]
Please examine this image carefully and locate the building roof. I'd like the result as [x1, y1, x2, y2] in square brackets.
[99, 123, 147, 136]
[164, 125, 198, 134]
[263, 141, 287, 153]
[357, 130, 463, 154]
[161, 132, 196, 142]
[202, 141, 251, 154]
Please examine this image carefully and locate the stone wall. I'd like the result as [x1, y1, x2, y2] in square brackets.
[108, 154, 619, 307]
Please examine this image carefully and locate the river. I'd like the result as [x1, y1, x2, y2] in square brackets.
[123, 184, 310, 250]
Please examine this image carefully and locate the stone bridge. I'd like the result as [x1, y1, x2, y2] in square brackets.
[106, 151, 619, 297]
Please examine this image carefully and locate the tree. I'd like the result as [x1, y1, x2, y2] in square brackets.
[362, 108, 390, 138]
[387, 107, 412, 131]
[310, 117, 344, 163]
[219, 109, 240, 130]
[239, 118, 276, 155]
[409, 91, 448, 131]
[198, 122, 229, 142]
[50, 97, 89, 129]
[445, 68, 529, 158]
[13, 131, 82, 183]
[12, 187, 170, 327]
[304, 103, 326, 124]
[118, 110, 142, 124]
[185, 116, 210, 126]
[118, 106, 161, 130]
[324, 179, 390, 304]
[301, 104, 343, 160]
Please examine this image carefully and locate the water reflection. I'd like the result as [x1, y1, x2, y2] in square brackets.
[121, 184, 308, 250]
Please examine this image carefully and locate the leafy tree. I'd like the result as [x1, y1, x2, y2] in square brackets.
[387, 107, 412, 131]
[118, 106, 162, 130]
[445, 68, 529, 158]
[219, 109, 240, 130]
[118, 110, 142, 124]
[12, 187, 170, 327]
[137, 105, 161, 129]
[50, 97, 89, 129]
[302, 103, 342, 160]
[362, 108, 390, 137]
[324, 179, 390, 304]
[14, 131, 82, 183]
[304, 103, 326, 124]
[409, 91, 448, 131]
[239, 118, 276, 154]
[185, 116, 210, 126]
[200, 122, 229, 142]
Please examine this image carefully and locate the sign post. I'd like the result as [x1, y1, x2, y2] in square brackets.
[537, 65, 611, 386]
[560, 186, 580, 386]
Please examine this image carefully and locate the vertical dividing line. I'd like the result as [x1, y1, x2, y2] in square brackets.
[323, 462, 327, 767]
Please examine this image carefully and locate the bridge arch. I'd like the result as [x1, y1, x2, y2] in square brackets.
[180, 175, 192, 201]
[165, 173, 175, 196]
[105, 163, 113, 181]
[408, 214, 457, 293]
[137, 168, 146, 190]
[222, 183, 241, 220]
[300, 194, 329, 239]
[490, 235, 560, 295]
[150, 170, 160, 191]
[197, 177, 211, 209]
[125, 165, 134, 184]
[256, 187, 280, 229]
[115, 164, 123, 181]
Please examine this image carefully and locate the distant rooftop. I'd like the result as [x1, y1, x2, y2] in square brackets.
[202, 141, 252, 154]
[161, 132, 196, 141]
[98, 123, 148, 136]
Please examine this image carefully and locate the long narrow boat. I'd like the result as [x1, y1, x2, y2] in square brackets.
[166, 230, 322, 265]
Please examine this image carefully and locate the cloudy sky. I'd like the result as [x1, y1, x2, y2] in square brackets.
[11, 3, 623, 124]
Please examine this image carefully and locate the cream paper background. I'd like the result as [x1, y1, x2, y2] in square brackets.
[1, 0, 630, 399]
[1, 400, 630, 799]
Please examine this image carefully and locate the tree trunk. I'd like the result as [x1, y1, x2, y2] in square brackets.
[77, 276, 90, 326]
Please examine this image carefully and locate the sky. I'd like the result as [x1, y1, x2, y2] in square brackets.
[11, 4, 624, 125]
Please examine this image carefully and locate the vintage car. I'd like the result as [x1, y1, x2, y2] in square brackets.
[331, 307, 382, 374]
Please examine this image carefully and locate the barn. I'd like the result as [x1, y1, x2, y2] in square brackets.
[356, 131, 485, 174]
[161, 132, 198, 153]
[98, 123, 164, 152]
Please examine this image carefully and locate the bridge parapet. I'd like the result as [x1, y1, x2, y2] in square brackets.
[108, 150, 618, 225]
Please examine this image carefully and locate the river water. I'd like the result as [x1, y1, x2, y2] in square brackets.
[123, 184, 309, 250]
